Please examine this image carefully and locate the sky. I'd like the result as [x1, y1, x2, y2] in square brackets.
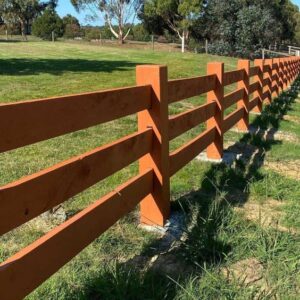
[56, 1, 102, 26]
[294, 0, 300, 7]
[57, 0, 300, 26]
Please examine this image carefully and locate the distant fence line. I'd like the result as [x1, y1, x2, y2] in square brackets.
[0, 56, 299, 300]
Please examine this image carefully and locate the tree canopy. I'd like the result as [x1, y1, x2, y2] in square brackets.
[141, 0, 300, 56]
[31, 5, 63, 40]
[141, 0, 205, 52]
[0, 0, 57, 39]
[71, 0, 143, 44]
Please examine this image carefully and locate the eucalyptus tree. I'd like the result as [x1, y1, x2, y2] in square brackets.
[0, 0, 56, 40]
[71, 0, 143, 44]
[142, 0, 205, 52]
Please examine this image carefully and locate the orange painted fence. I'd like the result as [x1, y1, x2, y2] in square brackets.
[0, 56, 299, 299]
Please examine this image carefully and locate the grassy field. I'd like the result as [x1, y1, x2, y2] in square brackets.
[0, 41, 299, 299]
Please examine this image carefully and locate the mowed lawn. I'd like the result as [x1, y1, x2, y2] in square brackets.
[0, 41, 300, 299]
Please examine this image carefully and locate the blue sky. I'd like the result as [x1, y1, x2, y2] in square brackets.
[294, 0, 300, 7]
[56, 1, 102, 25]
[57, 0, 300, 26]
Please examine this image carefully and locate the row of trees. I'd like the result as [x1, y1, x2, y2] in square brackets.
[1, 0, 300, 57]
[69, 0, 300, 56]
[0, 0, 57, 40]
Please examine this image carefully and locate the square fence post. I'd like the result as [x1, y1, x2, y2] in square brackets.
[295, 57, 299, 79]
[206, 62, 224, 160]
[237, 59, 250, 131]
[286, 59, 291, 86]
[291, 58, 295, 82]
[289, 59, 293, 84]
[272, 58, 280, 98]
[265, 58, 273, 104]
[293, 58, 297, 81]
[279, 58, 284, 92]
[136, 65, 170, 227]
[283, 58, 288, 90]
[253, 59, 264, 113]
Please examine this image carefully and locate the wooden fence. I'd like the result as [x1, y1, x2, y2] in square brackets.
[0, 56, 299, 300]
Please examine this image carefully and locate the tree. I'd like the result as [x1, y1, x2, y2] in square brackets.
[142, 0, 205, 53]
[138, 3, 166, 36]
[71, 0, 143, 44]
[294, 11, 300, 45]
[0, 0, 56, 40]
[240, 0, 298, 44]
[190, 0, 299, 57]
[32, 7, 63, 40]
[235, 5, 280, 58]
[63, 14, 81, 39]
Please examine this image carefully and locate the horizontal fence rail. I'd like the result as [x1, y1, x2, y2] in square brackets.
[0, 85, 151, 152]
[0, 129, 153, 236]
[168, 74, 217, 103]
[1, 56, 300, 300]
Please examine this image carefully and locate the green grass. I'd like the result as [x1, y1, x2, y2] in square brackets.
[0, 41, 300, 299]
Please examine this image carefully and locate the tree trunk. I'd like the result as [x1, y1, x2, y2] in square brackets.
[20, 20, 27, 41]
[119, 35, 124, 44]
[181, 35, 185, 53]
[118, 27, 124, 44]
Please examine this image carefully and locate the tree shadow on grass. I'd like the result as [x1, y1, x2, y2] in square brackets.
[0, 58, 140, 76]
[74, 79, 300, 300]
[0, 39, 22, 43]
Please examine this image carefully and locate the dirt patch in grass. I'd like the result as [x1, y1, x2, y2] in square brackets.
[221, 258, 264, 286]
[272, 131, 299, 143]
[264, 160, 300, 181]
[283, 114, 300, 124]
[235, 200, 298, 234]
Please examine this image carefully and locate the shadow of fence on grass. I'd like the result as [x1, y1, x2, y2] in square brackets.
[77, 79, 300, 300]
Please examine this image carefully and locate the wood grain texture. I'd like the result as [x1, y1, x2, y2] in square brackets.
[249, 81, 260, 94]
[223, 88, 244, 110]
[223, 108, 244, 133]
[249, 66, 260, 77]
[137, 65, 170, 226]
[170, 127, 216, 176]
[0, 169, 153, 300]
[169, 102, 216, 140]
[0, 85, 151, 152]
[0, 129, 153, 235]
[223, 69, 244, 86]
[168, 74, 216, 103]
[249, 97, 259, 111]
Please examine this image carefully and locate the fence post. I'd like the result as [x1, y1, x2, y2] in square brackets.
[253, 59, 264, 113]
[283, 58, 288, 90]
[206, 62, 224, 160]
[288, 59, 292, 85]
[289, 57, 294, 84]
[265, 58, 273, 104]
[237, 60, 250, 131]
[292, 58, 296, 81]
[295, 57, 299, 79]
[136, 65, 170, 227]
[279, 58, 284, 92]
[286, 59, 290, 87]
[273, 58, 280, 98]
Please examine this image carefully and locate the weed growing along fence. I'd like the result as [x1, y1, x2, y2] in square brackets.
[0, 56, 299, 300]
